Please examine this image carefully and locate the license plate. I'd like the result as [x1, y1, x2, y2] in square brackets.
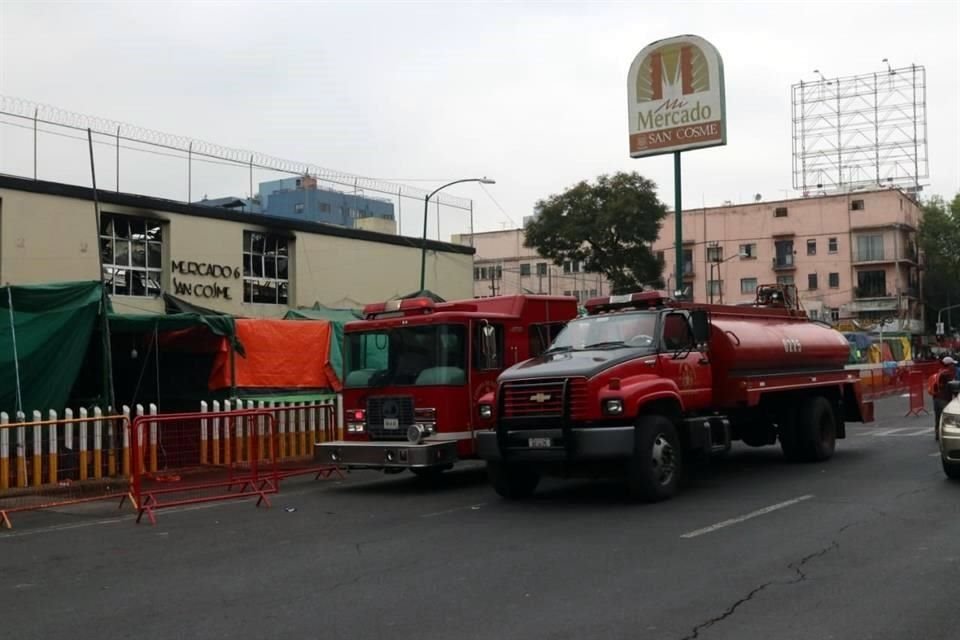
[384, 418, 399, 430]
[528, 437, 552, 448]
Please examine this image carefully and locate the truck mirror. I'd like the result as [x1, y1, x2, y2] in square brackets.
[690, 310, 710, 345]
[949, 380, 960, 397]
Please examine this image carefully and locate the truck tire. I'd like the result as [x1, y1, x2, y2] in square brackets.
[783, 396, 836, 462]
[943, 459, 960, 480]
[626, 415, 681, 502]
[487, 462, 540, 499]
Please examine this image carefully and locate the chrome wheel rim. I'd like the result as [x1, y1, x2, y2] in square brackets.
[651, 435, 676, 486]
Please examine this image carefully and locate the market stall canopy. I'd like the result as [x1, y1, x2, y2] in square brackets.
[0, 281, 103, 414]
[284, 304, 361, 385]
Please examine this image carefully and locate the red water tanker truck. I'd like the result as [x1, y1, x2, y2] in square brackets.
[474, 285, 874, 501]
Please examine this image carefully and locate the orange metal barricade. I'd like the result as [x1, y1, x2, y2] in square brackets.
[128, 409, 279, 525]
[0, 410, 131, 529]
[905, 370, 929, 417]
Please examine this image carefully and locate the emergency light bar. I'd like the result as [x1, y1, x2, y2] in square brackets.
[584, 290, 672, 315]
[363, 297, 436, 319]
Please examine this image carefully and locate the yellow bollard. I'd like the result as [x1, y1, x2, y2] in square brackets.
[15, 414, 26, 488]
[1, 413, 9, 491]
[79, 408, 89, 482]
[122, 406, 131, 479]
[200, 401, 208, 465]
[149, 404, 158, 474]
[48, 410, 58, 485]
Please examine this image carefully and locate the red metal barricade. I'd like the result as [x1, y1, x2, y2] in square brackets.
[266, 402, 344, 482]
[128, 409, 278, 525]
[904, 370, 929, 416]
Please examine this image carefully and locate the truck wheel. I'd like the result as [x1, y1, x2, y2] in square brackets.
[626, 415, 681, 502]
[943, 459, 960, 480]
[487, 462, 540, 499]
[788, 396, 837, 462]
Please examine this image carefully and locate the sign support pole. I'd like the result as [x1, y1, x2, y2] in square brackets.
[673, 151, 683, 298]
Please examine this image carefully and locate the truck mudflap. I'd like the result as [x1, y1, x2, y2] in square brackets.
[315, 440, 459, 469]
[475, 426, 634, 462]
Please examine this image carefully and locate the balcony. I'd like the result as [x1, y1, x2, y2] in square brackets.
[852, 247, 919, 265]
[854, 287, 891, 300]
[772, 256, 796, 271]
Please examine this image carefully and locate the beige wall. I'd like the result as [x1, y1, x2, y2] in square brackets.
[0, 187, 472, 316]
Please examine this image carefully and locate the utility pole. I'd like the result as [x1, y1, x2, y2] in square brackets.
[489, 266, 500, 297]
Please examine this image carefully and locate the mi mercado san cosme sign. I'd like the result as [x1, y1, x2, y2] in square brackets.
[627, 34, 726, 298]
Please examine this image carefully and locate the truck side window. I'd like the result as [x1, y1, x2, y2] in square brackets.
[528, 322, 567, 357]
[474, 322, 503, 370]
[662, 313, 695, 350]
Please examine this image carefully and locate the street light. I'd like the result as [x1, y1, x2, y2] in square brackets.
[419, 177, 496, 291]
[708, 250, 748, 304]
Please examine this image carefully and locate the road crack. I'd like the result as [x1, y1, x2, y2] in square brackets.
[678, 541, 839, 640]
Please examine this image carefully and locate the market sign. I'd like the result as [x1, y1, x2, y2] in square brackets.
[627, 34, 726, 157]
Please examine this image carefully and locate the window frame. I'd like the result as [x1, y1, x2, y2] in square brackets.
[740, 277, 758, 295]
[829, 272, 840, 289]
[807, 239, 817, 256]
[242, 230, 290, 305]
[99, 212, 163, 298]
[828, 237, 838, 254]
[808, 273, 818, 290]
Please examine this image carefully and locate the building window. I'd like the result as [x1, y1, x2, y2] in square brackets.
[100, 213, 163, 297]
[777, 275, 795, 286]
[856, 270, 887, 298]
[856, 234, 884, 262]
[656, 251, 665, 264]
[536, 262, 547, 276]
[243, 231, 289, 304]
[774, 240, 794, 268]
[563, 261, 571, 274]
[474, 268, 481, 281]
[775, 207, 788, 217]
[807, 239, 816, 256]
[496, 265, 503, 280]
[520, 263, 531, 277]
[829, 308, 840, 322]
[563, 290, 571, 297]
[739, 243, 756, 259]
[682, 248, 694, 275]
[294, 203, 305, 214]
[318, 203, 331, 213]
[808, 309, 819, 321]
[589, 289, 598, 297]
[707, 245, 723, 263]
[828, 237, 838, 253]
[808, 273, 818, 290]
[851, 199, 865, 211]
[829, 272, 840, 288]
[740, 277, 758, 294]
[707, 280, 722, 296]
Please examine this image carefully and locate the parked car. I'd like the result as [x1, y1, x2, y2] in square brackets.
[938, 381, 960, 479]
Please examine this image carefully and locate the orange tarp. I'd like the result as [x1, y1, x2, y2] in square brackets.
[208, 318, 341, 392]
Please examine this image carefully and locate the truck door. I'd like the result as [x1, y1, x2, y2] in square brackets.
[658, 312, 712, 411]
[469, 321, 504, 429]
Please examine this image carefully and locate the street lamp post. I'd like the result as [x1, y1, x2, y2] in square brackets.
[419, 177, 495, 291]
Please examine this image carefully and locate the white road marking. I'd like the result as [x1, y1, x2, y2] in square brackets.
[885, 427, 934, 437]
[680, 495, 814, 539]
[930, 452, 942, 457]
[871, 427, 917, 436]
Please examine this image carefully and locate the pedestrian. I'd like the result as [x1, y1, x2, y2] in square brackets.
[929, 356, 958, 440]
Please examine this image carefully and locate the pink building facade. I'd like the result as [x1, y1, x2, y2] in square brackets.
[456, 188, 924, 334]
[653, 188, 923, 332]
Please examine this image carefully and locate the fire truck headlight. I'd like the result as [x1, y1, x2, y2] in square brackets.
[479, 404, 493, 420]
[407, 424, 425, 444]
[603, 398, 624, 416]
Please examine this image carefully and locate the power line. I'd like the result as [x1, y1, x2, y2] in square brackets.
[479, 183, 517, 228]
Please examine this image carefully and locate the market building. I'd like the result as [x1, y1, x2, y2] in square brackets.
[0, 175, 473, 316]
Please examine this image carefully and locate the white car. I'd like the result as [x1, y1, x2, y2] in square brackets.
[938, 381, 960, 479]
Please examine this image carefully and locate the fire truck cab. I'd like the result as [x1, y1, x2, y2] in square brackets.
[315, 294, 579, 477]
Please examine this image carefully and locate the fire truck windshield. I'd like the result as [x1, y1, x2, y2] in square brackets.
[343, 324, 468, 388]
[548, 312, 659, 351]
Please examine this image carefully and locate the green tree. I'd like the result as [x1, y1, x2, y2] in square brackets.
[524, 172, 666, 294]
[918, 193, 960, 330]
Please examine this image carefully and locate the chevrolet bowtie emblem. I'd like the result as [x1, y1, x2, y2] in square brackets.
[530, 393, 552, 403]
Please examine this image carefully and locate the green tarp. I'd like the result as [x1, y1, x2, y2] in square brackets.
[0, 281, 103, 415]
[108, 311, 242, 355]
[283, 304, 362, 384]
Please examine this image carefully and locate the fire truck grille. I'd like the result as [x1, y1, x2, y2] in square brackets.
[501, 379, 568, 419]
[366, 396, 415, 441]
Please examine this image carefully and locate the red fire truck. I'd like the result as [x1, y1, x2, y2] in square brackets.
[315, 294, 578, 477]
[474, 285, 874, 501]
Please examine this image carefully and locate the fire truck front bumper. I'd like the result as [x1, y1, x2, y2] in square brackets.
[315, 440, 460, 469]
[475, 426, 635, 461]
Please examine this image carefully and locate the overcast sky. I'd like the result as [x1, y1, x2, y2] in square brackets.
[1, 1, 958, 238]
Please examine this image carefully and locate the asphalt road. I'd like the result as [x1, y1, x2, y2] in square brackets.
[3, 396, 957, 640]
